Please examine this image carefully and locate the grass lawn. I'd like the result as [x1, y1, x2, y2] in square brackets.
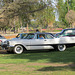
[0, 47, 75, 75]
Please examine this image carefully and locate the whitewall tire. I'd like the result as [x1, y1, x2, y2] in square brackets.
[14, 45, 24, 54]
[57, 45, 66, 51]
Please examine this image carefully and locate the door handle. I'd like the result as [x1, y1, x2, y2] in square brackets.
[44, 40, 47, 41]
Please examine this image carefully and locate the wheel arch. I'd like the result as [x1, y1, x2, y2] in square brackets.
[53, 44, 67, 51]
[14, 44, 27, 51]
[57, 44, 66, 51]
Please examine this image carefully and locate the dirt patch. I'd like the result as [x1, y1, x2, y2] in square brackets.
[0, 64, 35, 72]
[27, 63, 69, 67]
[0, 50, 7, 54]
[0, 63, 74, 72]
[4, 35, 16, 39]
[0, 63, 75, 72]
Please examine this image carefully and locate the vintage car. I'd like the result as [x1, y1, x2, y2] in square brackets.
[55, 28, 75, 37]
[1, 32, 75, 54]
[0, 35, 7, 46]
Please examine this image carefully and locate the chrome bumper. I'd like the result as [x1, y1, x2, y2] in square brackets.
[1, 44, 14, 51]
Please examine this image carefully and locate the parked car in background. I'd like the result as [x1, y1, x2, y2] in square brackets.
[1, 32, 75, 54]
[12, 33, 27, 40]
[0, 35, 7, 45]
[55, 28, 75, 38]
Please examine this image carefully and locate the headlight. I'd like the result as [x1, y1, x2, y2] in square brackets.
[3, 41, 9, 45]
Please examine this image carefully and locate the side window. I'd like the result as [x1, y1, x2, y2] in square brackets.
[64, 30, 75, 36]
[68, 30, 75, 36]
[72, 30, 75, 33]
[72, 30, 75, 36]
[62, 30, 72, 36]
[37, 34, 45, 39]
[46, 34, 53, 39]
[21, 34, 27, 39]
[25, 34, 34, 39]
[64, 30, 72, 34]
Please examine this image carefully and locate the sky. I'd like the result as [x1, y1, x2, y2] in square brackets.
[52, 0, 59, 21]
[51, 0, 66, 21]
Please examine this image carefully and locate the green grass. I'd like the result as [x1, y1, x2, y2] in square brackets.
[0, 47, 75, 75]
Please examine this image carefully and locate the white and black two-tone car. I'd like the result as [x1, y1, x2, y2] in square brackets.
[1, 32, 75, 54]
[55, 28, 75, 37]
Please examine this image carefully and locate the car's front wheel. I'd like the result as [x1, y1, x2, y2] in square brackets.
[14, 45, 24, 54]
[57, 45, 66, 51]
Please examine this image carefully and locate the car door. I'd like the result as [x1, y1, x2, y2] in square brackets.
[43, 33, 55, 49]
[30, 33, 54, 50]
[23, 33, 35, 50]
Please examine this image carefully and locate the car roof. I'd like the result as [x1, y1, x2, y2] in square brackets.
[61, 28, 75, 32]
[27, 32, 54, 36]
[28, 32, 53, 34]
[19, 33, 27, 34]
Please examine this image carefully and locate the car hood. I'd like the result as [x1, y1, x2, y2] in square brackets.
[0, 39, 7, 42]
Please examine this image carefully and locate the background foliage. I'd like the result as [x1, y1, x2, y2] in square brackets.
[0, 0, 75, 33]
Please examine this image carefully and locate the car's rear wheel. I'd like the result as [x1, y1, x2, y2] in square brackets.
[57, 45, 66, 51]
[14, 45, 24, 54]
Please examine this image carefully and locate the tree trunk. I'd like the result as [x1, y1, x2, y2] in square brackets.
[67, 0, 69, 12]
[27, 24, 29, 33]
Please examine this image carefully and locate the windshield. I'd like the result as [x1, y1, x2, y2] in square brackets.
[16, 33, 27, 39]
[16, 34, 20, 38]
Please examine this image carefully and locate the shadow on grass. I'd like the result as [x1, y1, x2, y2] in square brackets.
[0, 47, 75, 64]
[0, 47, 75, 71]
[10, 47, 75, 63]
[37, 63, 75, 71]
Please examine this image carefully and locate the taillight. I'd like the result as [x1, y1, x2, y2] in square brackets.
[0, 40, 2, 42]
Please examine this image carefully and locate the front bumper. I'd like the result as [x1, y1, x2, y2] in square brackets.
[1, 44, 14, 51]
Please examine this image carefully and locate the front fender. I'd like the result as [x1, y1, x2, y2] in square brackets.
[9, 41, 30, 50]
